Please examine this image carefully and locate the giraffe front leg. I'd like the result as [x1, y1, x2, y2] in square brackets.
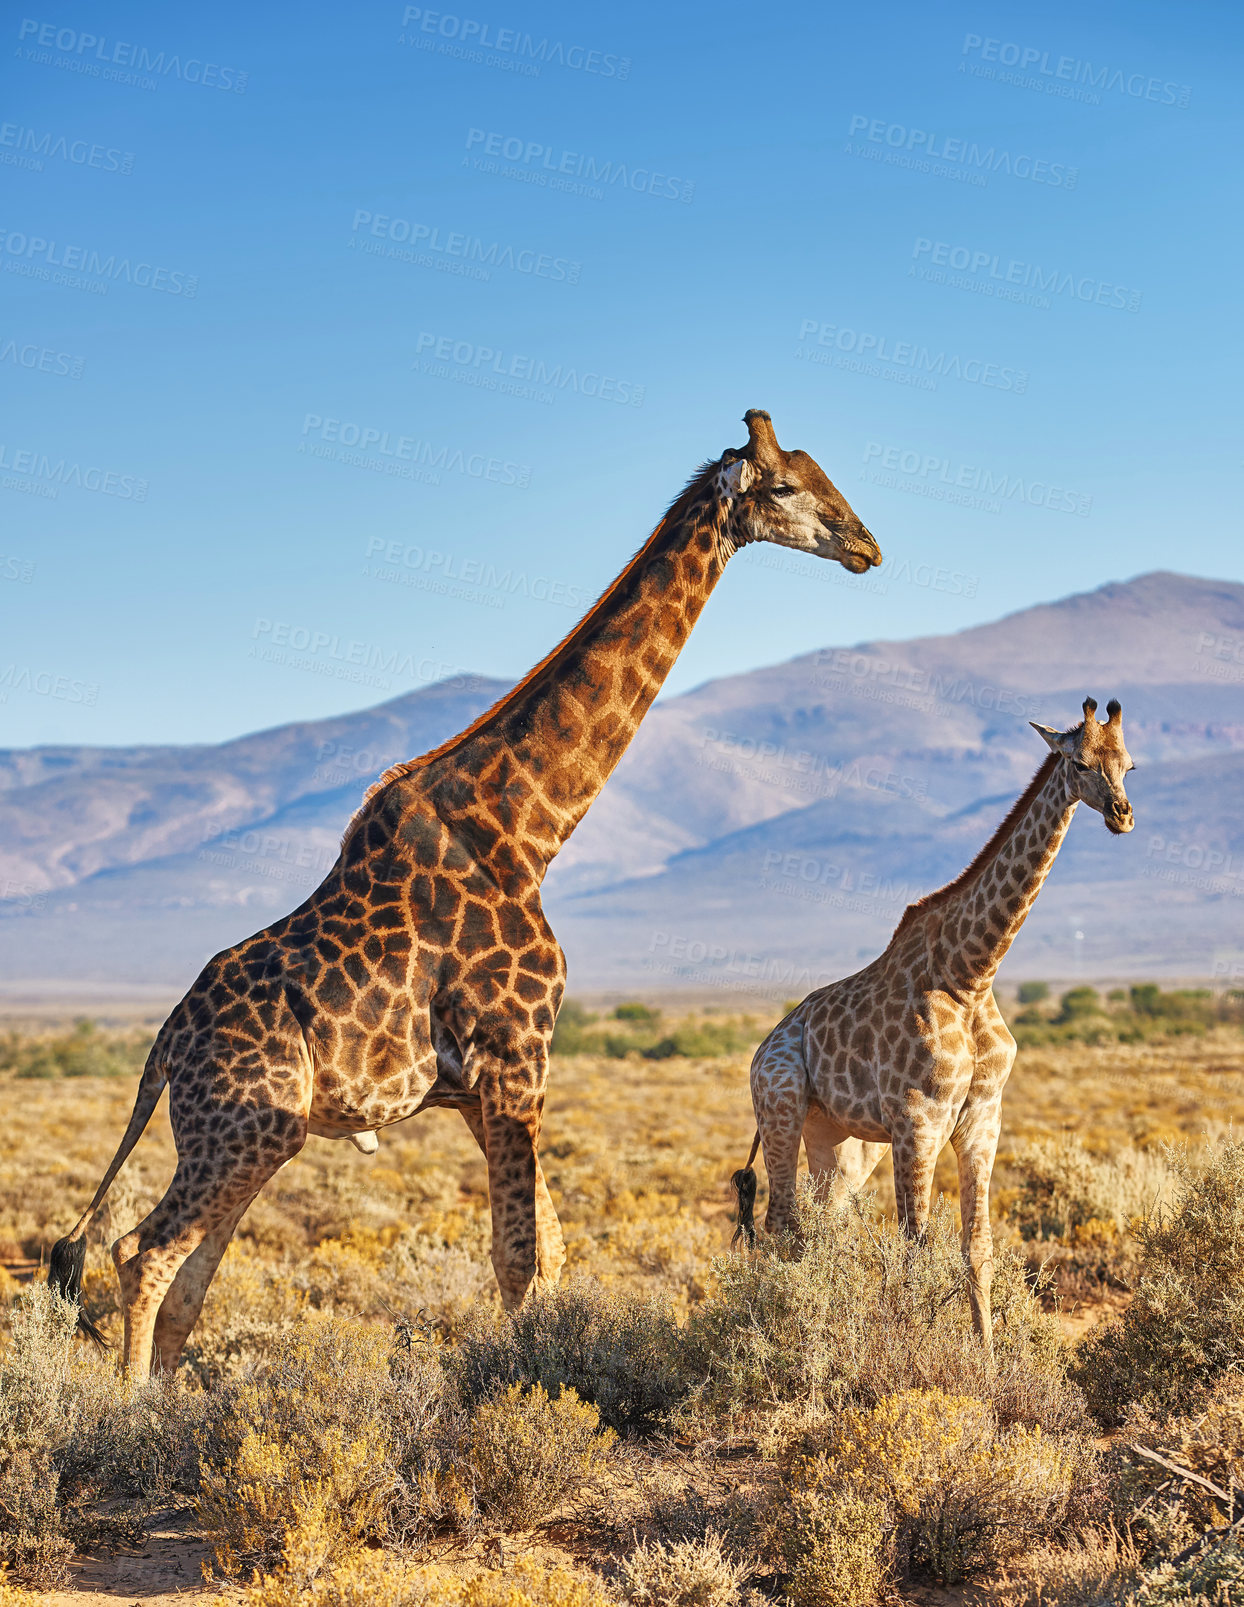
[889, 1106, 951, 1242]
[474, 1066, 554, 1310]
[458, 1103, 565, 1288]
[952, 1107, 1001, 1355]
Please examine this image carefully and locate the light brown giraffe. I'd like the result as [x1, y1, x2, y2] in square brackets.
[49, 410, 882, 1377]
[735, 699, 1135, 1350]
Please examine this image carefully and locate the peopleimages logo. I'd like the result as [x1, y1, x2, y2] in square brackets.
[0, 122, 134, 174]
[398, 8, 630, 78]
[350, 210, 580, 285]
[796, 318, 1028, 394]
[464, 128, 692, 202]
[415, 332, 644, 407]
[0, 337, 84, 379]
[0, 227, 197, 296]
[862, 442, 1092, 517]
[959, 33, 1190, 108]
[911, 238, 1142, 313]
[299, 414, 531, 488]
[0, 443, 148, 500]
[846, 115, 1076, 188]
[16, 18, 249, 91]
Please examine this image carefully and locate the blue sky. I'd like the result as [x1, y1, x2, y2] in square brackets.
[3, 0, 1240, 746]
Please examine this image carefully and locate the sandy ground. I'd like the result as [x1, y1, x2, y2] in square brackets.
[36, 1509, 226, 1605]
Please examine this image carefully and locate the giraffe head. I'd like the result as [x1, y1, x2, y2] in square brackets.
[1031, 697, 1135, 834]
[716, 409, 882, 573]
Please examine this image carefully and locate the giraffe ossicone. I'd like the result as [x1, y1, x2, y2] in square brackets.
[48, 410, 880, 1378]
[738, 697, 1135, 1353]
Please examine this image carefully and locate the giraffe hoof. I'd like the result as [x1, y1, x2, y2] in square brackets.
[350, 1131, 379, 1154]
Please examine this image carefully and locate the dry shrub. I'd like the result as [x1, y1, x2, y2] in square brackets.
[767, 1486, 890, 1607]
[242, 1551, 614, 1607]
[633, 1474, 756, 1561]
[182, 1245, 309, 1386]
[681, 1190, 1081, 1439]
[386, 1227, 497, 1338]
[597, 1212, 714, 1306]
[1108, 1373, 1244, 1564]
[1131, 1537, 1244, 1604]
[1003, 1135, 1175, 1296]
[197, 1315, 449, 1578]
[0, 1567, 40, 1607]
[0, 1286, 79, 1582]
[241, 1547, 417, 1607]
[182, 1220, 495, 1388]
[1075, 1141, 1244, 1425]
[0, 1284, 200, 1585]
[812, 1388, 1081, 1584]
[200, 1416, 392, 1581]
[465, 1382, 614, 1530]
[619, 1530, 749, 1607]
[998, 1527, 1244, 1607]
[995, 1528, 1147, 1607]
[453, 1276, 689, 1435]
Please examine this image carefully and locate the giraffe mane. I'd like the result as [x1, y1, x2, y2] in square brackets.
[347, 457, 725, 829]
[890, 746, 1067, 939]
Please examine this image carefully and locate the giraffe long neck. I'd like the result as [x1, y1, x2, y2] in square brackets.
[927, 755, 1077, 990]
[417, 474, 734, 877]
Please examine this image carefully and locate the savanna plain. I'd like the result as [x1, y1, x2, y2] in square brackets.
[3, 983, 1244, 1607]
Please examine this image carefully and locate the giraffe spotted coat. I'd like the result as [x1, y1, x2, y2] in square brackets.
[747, 699, 1135, 1349]
[50, 410, 881, 1377]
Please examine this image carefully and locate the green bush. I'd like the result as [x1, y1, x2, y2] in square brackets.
[1017, 981, 1049, 1005]
[1075, 1141, 1244, 1425]
[1008, 984, 1236, 1049]
[451, 1277, 688, 1436]
[548, 1000, 598, 1056]
[639, 1021, 754, 1060]
[3, 1019, 149, 1080]
[548, 1002, 755, 1060]
[614, 1003, 661, 1024]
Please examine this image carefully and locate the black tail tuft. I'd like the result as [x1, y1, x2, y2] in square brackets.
[47, 1236, 109, 1348]
[731, 1167, 758, 1248]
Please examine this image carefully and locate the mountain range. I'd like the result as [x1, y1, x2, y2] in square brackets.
[3, 571, 1242, 1004]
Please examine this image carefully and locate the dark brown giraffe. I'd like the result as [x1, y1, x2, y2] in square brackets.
[50, 410, 881, 1376]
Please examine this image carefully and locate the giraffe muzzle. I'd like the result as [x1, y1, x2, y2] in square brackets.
[841, 526, 883, 573]
[1105, 803, 1135, 835]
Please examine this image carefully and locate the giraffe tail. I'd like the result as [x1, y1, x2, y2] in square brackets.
[47, 1044, 170, 1346]
[730, 1130, 762, 1248]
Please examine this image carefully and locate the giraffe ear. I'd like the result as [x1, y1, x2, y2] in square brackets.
[720, 458, 756, 496]
[1031, 722, 1075, 754]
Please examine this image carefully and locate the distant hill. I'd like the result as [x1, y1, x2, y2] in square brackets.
[2, 572, 1242, 996]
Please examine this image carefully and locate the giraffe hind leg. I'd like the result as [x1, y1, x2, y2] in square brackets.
[751, 1039, 809, 1240]
[151, 1196, 250, 1374]
[113, 1129, 303, 1378]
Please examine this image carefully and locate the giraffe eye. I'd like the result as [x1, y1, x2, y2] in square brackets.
[772, 484, 797, 498]
[1073, 759, 1092, 773]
